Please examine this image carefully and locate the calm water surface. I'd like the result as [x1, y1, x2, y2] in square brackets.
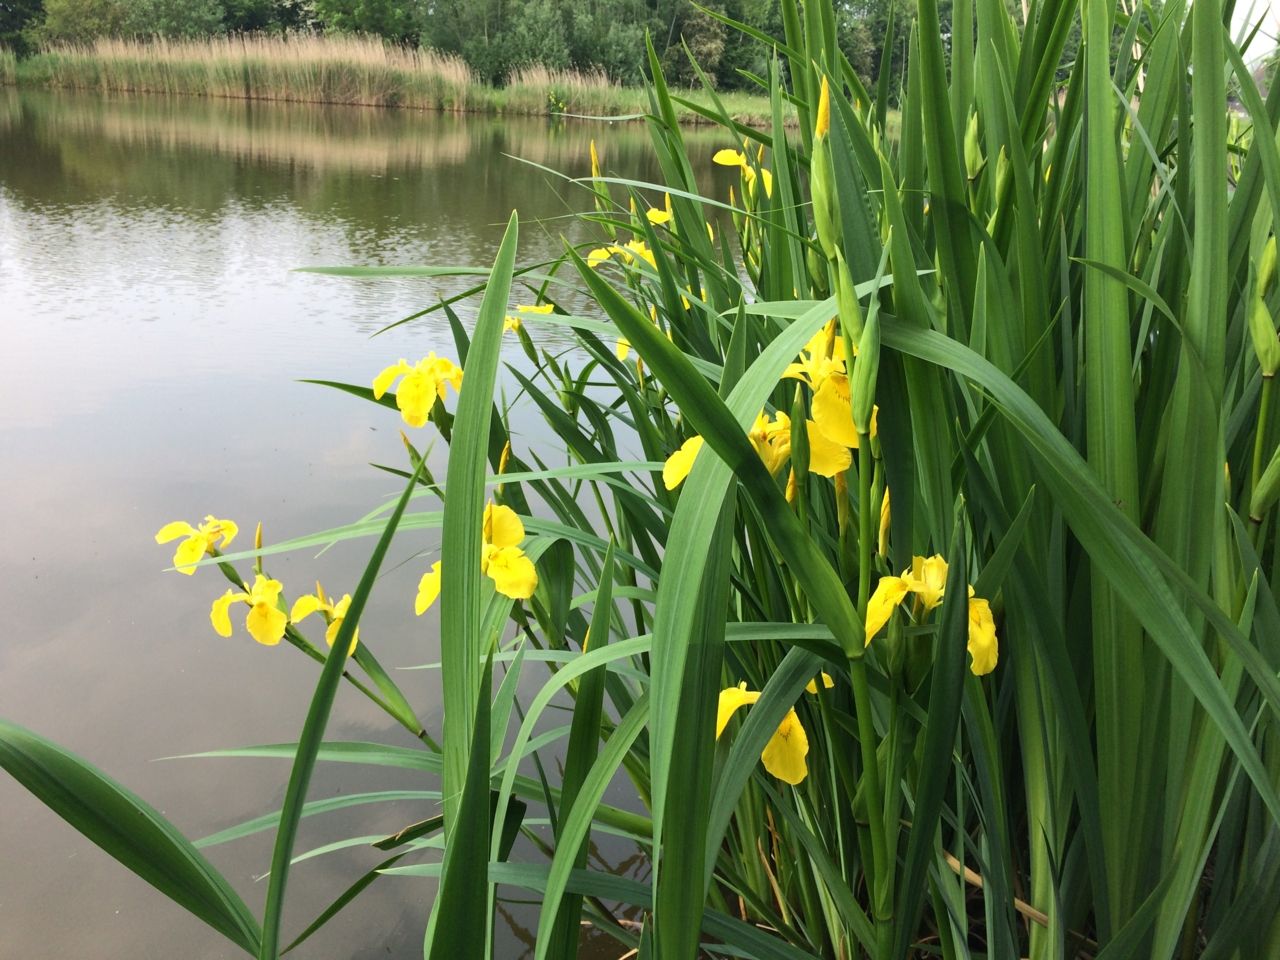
[0, 89, 729, 958]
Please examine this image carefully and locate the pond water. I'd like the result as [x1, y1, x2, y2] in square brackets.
[0, 88, 730, 958]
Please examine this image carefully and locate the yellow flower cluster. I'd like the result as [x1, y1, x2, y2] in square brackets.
[372, 353, 464, 429]
[662, 323, 876, 490]
[713, 145, 775, 201]
[587, 239, 657, 271]
[415, 502, 539, 615]
[865, 555, 999, 675]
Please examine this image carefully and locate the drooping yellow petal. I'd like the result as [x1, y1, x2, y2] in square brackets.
[245, 600, 288, 646]
[290, 593, 326, 624]
[865, 575, 909, 645]
[903, 555, 948, 611]
[372, 360, 410, 400]
[805, 420, 852, 477]
[758, 167, 774, 198]
[483, 502, 525, 549]
[210, 590, 240, 637]
[155, 520, 196, 544]
[616, 337, 631, 361]
[325, 597, 358, 655]
[646, 208, 672, 225]
[716, 682, 761, 738]
[761, 709, 809, 784]
[415, 561, 442, 615]
[811, 374, 859, 448]
[587, 247, 614, 269]
[503, 315, 522, 333]
[805, 672, 835, 694]
[713, 148, 748, 167]
[394, 371, 436, 428]
[663, 435, 705, 490]
[483, 545, 538, 600]
[172, 535, 209, 575]
[518, 303, 554, 315]
[967, 597, 998, 675]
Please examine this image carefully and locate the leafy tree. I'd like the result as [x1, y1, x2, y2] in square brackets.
[312, 0, 427, 42]
[221, 0, 310, 32]
[1, 0, 43, 54]
[29, 0, 128, 42]
[122, 0, 224, 37]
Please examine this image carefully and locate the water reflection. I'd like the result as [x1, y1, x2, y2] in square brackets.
[0, 90, 723, 957]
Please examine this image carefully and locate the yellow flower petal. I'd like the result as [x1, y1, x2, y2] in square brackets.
[903, 555, 948, 611]
[395, 370, 437, 429]
[761, 708, 809, 785]
[173, 535, 209, 575]
[713, 148, 747, 167]
[865, 575, 909, 645]
[967, 597, 998, 675]
[716, 682, 761, 738]
[155, 520, 196, 544]
[325, 605, 358, 655]
[811, 374, 858, 448]
[587, 247, 613, 269]
[290, 593, 326, 624]
[245, 601, 288, 646]
[663, 435, 705, 490]
[484, 545, 538, 600]
[758, 167, 774, 198]
[518, 303, 554, 314]
[805, 420, 852, 477]
[805, 672, 835, 694]
[210, 590, 240, 637]
[372, 360, 409, 400]
[202, 516, 238, 549]
[646, 208, 672, 225]
[415, 562, 442, 615]
[483, 502, 525, 549]
[503, 316, 522, 333]
[616, 337, 631, 361]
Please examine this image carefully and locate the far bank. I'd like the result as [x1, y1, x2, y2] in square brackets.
[0, 35, 789, 128]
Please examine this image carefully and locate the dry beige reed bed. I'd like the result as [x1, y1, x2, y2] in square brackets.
[5, 35, 782, 124]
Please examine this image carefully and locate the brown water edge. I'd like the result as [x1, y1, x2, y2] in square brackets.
[0, 89, 728, 958]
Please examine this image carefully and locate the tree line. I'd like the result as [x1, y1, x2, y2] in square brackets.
[0, 0, 917, 93]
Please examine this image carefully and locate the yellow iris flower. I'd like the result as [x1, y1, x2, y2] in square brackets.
[782, 324, 879, 450]
[504, 303, 553, 333]
[662, 409, 850, 490]
[864, 554, 999, 675]
[717, 681, 813, 785]
[155, 515, 238, 575]
[290, 582, 358, 654]
[210, 574, 288, 646]
[586, 240, 657, 271]
[372, 354, 464, 429]
[713, 147, 774, 199]
[415, 503, 538, 613]
[646, 208, 672, 225]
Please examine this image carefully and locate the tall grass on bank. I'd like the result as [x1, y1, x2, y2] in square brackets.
[3, 34, 784, 124]
[5, 0, 1280, 958]
[16, 35, 479, 110]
